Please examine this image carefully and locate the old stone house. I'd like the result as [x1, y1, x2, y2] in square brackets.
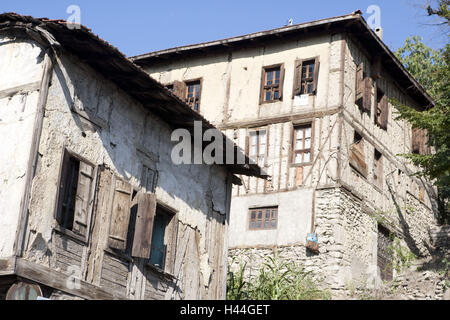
[0, 13, 263, 300]
[131, 11, 439, 295]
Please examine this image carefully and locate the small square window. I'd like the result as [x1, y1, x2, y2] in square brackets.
[249, 207, 278, 230]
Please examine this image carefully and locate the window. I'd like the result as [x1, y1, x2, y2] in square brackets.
[412, 128, 431, 155]
[374, 149, 383, 189]
[249, 207, 278, 230]
[293, 58, 319, 96]
[260, 64, 284, 103]
[56, 149, 95, 237]
[349, 131, 368, 177]
[375, 87, 388, 130]
[185, 80, 201, 111]
[149, 207, 173, 269]
[248, 129, 267, 167]
[355, 63, 371, 115]
[104, 172, 177, 274]
[292, 124, 312, 165]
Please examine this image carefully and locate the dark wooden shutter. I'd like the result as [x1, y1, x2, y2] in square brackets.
[72, 162, 95, 236]
[349, 142, 368, 178]
[245, 134, 250, 158]
[313, 57, 320, 94]
[259, 67, 266, 104]
[173, 81, 186, 101]
[379, 95, 389, 130]
[131, 192, 157, 258]
[355, 63, 364, 103]
[56, 150, 71, 224]
[108, 177, 133, 250]
[423, 130, 431, 155]
[279, 65, 285, 100]
[293, 60, 303, 96]
[412, 128, 421, 154]
[363, 77, 372, 113]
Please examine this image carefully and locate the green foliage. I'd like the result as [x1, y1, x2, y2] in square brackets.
[226, 258, 250, 300]
[227, 254, 330, 300]
[386, 237, 417, 274]
[392, 3, 450, 223]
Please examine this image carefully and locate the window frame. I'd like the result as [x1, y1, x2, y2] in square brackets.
[259, 63, 285, 105]
[53, 146, 97, 244]
[291, 122, 314, 167]
[293, 57, 320, 97]
[248, 207, 278, 231]
[146, 201, 178, 276]
[246, 127, 268, 168]
[184, 78, 203, 112]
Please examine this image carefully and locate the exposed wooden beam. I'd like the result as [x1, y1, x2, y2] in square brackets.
[15, 258, 127, 300]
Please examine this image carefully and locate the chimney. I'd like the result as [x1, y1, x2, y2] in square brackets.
[375, 27, 383, 40]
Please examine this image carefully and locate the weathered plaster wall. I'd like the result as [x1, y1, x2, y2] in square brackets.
[0, 37, 44, 257]
[229, 188, 313, 248]
[21, 47, 230, 299]
[146, 34, 334, 126]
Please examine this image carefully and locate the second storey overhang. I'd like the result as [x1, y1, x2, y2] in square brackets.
[131, 10, 435, 110]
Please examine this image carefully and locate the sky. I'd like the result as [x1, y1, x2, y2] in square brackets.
[0, 0, 447, 57]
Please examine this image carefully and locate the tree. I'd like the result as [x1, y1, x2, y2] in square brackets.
[393, 1, 450, 223]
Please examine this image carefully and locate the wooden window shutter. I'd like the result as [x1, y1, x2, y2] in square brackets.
[108, 177, 133, 250]
[293, 60, 303, 96]
[313, 57, 320, 94]
[56, 150, 71, 224]
[131, 192, 157, 259]
[245, 134, 250, 157]
[349, 141, 368, 178]
[412, 128, 421, 154]
[423, 130, 431, 155]
[380, 95, 389, 130]
[173, 81, 186, 101]
[363, 77, 372, 113]
[355, 63, 364, 103]
[279, 65, 285, 100]
[72, 162, 95, 236]
[259, 67, 266, 104]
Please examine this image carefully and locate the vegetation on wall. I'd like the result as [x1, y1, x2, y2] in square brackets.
[392, 0, 450, 223]
[227, 254, 330, 300]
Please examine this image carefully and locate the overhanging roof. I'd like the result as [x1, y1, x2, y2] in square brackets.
[131, 11, 434, 108]
[0, 12, 266, 180]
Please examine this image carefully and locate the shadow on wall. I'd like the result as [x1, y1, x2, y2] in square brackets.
[386, 182, 430, 258]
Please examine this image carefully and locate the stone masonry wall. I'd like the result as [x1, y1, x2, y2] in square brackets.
[228, 186, 440, 299]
